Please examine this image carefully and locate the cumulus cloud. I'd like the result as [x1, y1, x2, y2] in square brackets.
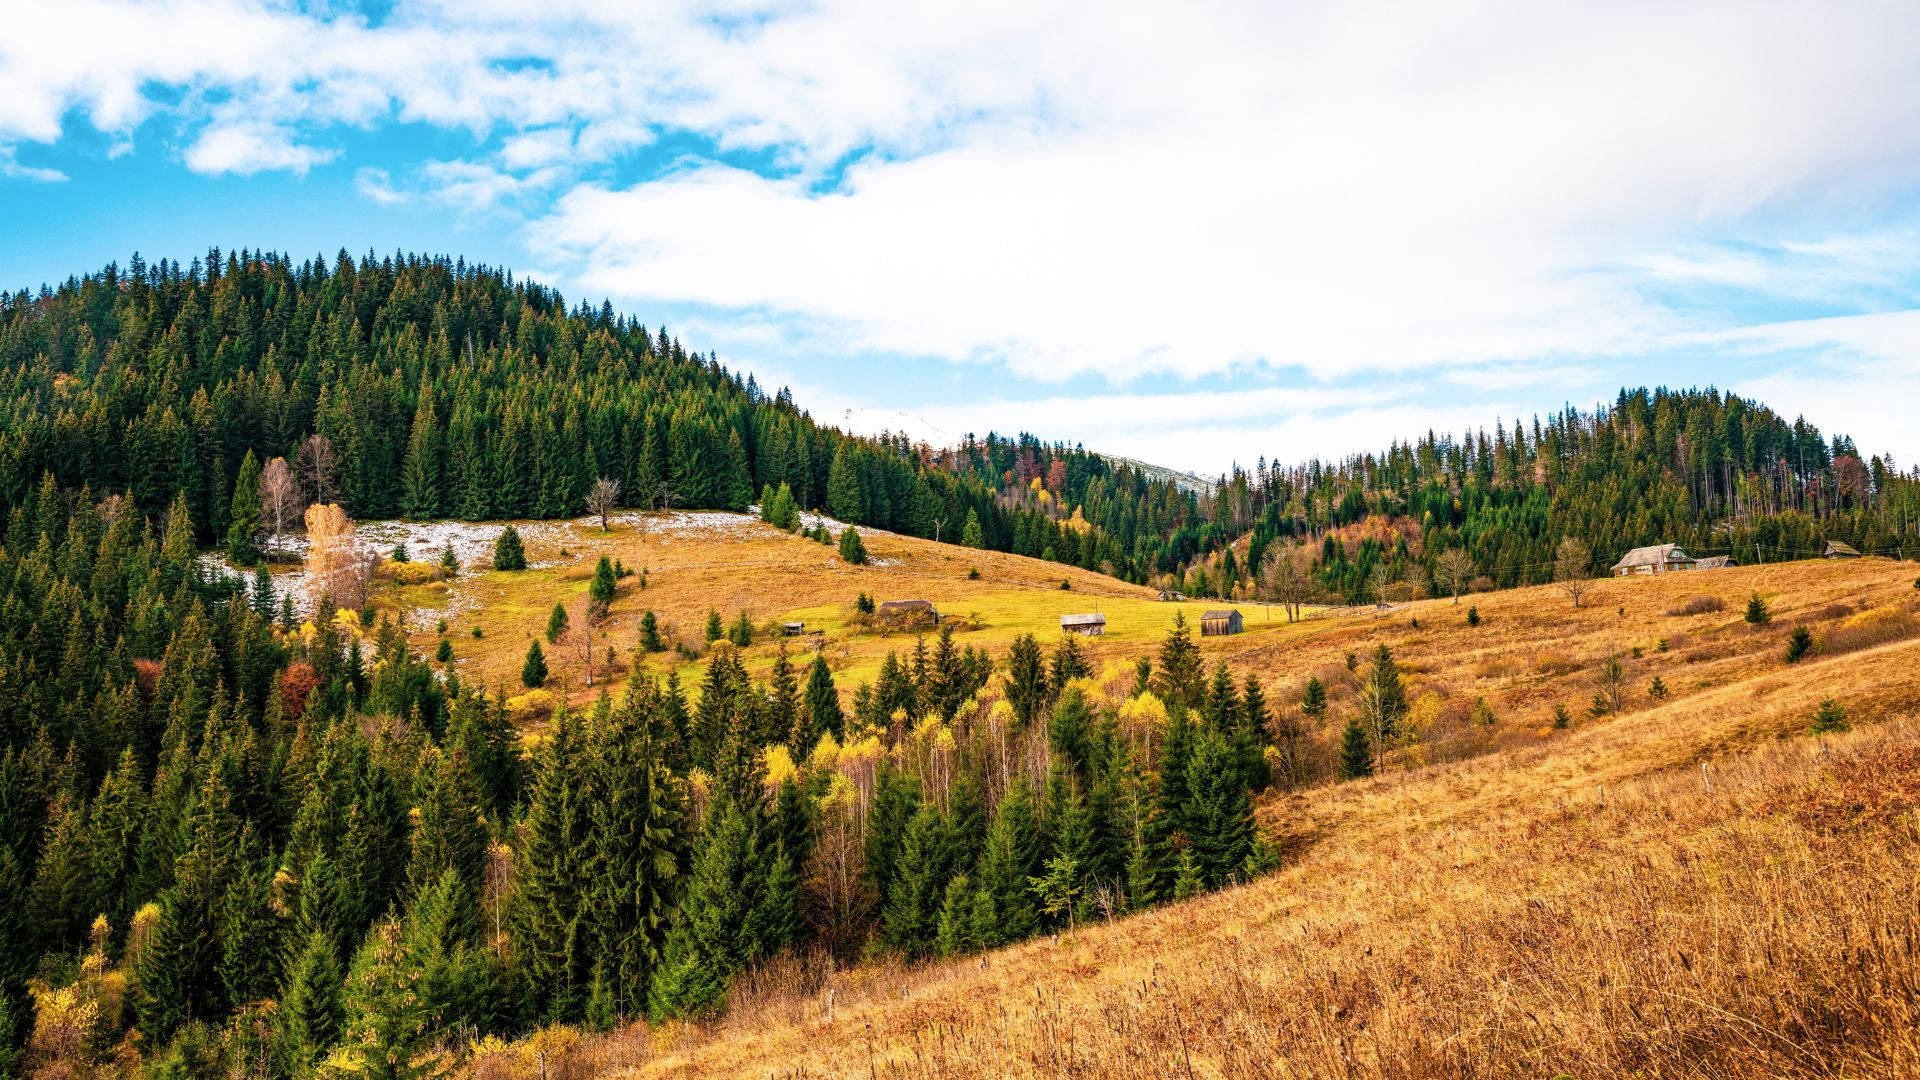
[184, 124, 335, 176]
[7, 0, 1920, 464]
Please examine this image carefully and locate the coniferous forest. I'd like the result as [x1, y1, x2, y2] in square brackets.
[2, 249, 1919, 1074]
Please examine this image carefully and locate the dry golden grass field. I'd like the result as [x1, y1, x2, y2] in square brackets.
[374, 511, 1302, 702]
[417, 527, 1920, 1079]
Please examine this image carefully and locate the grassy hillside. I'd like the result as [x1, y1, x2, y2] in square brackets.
[355, 510, 1302, 701]
[459, 554, 1920, 1078]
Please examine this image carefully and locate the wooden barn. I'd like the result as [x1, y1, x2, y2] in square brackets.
[1199, 609, 1243, 636]
[1060, 613, 1106, 636]
[1610, 543, 1697, 576]
[1823, 540, 1863, 559]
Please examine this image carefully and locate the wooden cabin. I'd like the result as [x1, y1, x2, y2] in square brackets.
[1610, 543, 1696, 576]
[1199, 609, 1243, 636]
[1823, 540, 1863, 559]
[1693, 555, 1735, 570]
[1060, 613, 1106, 636]
[781, 621, 806, 636]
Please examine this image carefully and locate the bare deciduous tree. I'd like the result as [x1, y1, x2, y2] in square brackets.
[1554, 536, 1594, 609]
[1260, 543, 1315, 622]
[585, 476, 621, 531]
[296, 434, 339, 508]
[1367, 561, 1396, 608]
[1436, 548, 1475, 604]
[259, 455, 298, 559]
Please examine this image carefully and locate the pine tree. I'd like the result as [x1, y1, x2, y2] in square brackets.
[1810, 698, 1849, 734]
[546, 603, 569, 644]
[837, 526, 867, 565]
[972, 782, 1041, 947]
[728, 610, 754, 647]
[704, 609, 724, 644]
[934, 873, 978, 956]
[492, 526, 526, 571]
[640, 610, 665, 652]
[407, 746, 488, 902]
[1746, 592, 1772, 625]
[401, 386, 444, 521]
[227, 450, 263, 565]
[648, 794, 786, 1020]
[826, 443, 864, 523]
[338, 915, 449, 1079]
[1786, 626, 1813, 663]
[521, 640, 547, 688]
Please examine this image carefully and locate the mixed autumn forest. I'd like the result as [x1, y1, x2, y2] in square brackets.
[0, 250, 1916, 1078]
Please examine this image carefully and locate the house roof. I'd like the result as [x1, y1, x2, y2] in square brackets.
[1694, 555, 1734, 569]
[1200, 609, 1240, 621]
[1611, 543, 1692, 570]
[877, 599, 935, 612]
[1060, 613, 1106, 626]
[1824, 540, 1862, 557]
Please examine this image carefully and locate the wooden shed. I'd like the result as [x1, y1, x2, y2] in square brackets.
[781, 621, 806, 636]
[1060, 613, 1106, 636]
[1693, 555, 1735, 570]
[1823, 540, 1863, 559]
[1610, 543, 1696, 576]
[1199, 609, 1243, 636]
[875, 599, 939, 627]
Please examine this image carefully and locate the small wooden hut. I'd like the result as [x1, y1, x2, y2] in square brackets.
[1060, 613, 1106, 636]
[1199, 609, 1243, 636]
[1823, 540, 1862, 559]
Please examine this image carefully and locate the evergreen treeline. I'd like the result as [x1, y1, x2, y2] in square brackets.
[0, 485, 1269, 1074]
[1166, 387, 1920, 602]
[0, 249, 1170, 576]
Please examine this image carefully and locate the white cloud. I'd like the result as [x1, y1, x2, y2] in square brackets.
[184, 124, 335, 176]
[8, 0, 1920, 467]
[0, 146, 65, 182]
[354, 166, 409, 206]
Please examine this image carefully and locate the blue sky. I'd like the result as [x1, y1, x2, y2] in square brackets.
[6, 1, 1920, 475]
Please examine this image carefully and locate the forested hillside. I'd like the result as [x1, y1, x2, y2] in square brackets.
[1168, 387, 1920, 603]
[0, 249, 1175, 576]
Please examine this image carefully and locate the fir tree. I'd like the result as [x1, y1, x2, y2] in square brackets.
[728, 610, 754, 648]
[1786, 626, 1813, 663]
[882, 804, 952, 956]
[513, 709, 592, 1020]
[640, 610, 665, 652]
[1154, 614, 1203, 709]
[545, 603, 569, 645]
[1002, 633, 1049, 729]
[1810, 698, 1849, 734]
[1745, 592, 1772, 625]
[704, 609, 724, 644]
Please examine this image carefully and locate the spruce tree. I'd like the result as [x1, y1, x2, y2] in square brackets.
[882, 803, 951, 955]
[728, 610, 754, 647]
[1338, 718, 1374, 780]
[1181, 726, 1255, 889]
[1154, 614, 1203, 709]
[512, 709, 592, 1021]
[1301, 676, 1327, 719]
[338, 915, 447, 1079]
[649, 795, 786, 1020]
[545, 602, 569, 644]
[802, 652, 843, 746]
[227, 450, 263, 565]
[972, 782, 1041, 947]
[960, 509, 984, 549]
[491, 526, 526, 571]
[1002, 633, 1049, 729]
[640, 610, 665, 652]
[704, 609, 724, 643]
[589, 555, 617, 613]
[521, 639, 547, 688]
[838, 526, 867, 565]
